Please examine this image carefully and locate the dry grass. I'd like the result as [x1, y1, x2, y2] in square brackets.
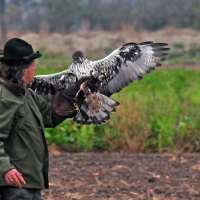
[3, 27, 200, 58]
[104, 96, 150, 153]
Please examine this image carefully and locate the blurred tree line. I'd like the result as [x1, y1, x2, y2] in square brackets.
[1, 0, 200, 40]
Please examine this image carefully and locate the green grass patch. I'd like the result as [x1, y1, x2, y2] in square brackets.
[35, 54, 72, 75]
[41, 65, 200, 153]
[168, 44, 200, 64]
[110, 68, 200, 153]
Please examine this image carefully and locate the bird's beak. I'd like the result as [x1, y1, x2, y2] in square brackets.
[79, 57, 83, 63]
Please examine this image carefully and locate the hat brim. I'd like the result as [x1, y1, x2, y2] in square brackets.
[27, 51, 42, 60]
[0, 51, 42, 61]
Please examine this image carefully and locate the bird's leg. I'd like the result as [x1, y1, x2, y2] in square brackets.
[75, 85, 83, 99]
[75, 78, 101, 113]
[75, 81, 91, 99]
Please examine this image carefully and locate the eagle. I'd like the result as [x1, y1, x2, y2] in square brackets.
[30, 41, 170, 125]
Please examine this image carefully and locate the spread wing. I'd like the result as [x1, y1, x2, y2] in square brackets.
[92, 42, 169, 96]
[30, 70, 77, 101]
[30, 41, 169, 100]
[29, 41, 169, 125]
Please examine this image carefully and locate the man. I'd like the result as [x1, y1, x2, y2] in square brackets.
[0, 38, 89, 199]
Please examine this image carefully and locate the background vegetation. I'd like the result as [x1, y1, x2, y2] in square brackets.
[1, 0, 200, 42]
[1, 0, 200, 153]
[35, 49, 200, 153]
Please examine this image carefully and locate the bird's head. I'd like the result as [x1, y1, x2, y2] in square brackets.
[72, 51, 85, 63]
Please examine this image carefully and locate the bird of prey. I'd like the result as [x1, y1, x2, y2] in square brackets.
[30, 41, 169, 125]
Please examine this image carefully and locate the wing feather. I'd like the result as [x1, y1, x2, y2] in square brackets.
[93, 42, 170, 96]
[30, 70, 77, 101]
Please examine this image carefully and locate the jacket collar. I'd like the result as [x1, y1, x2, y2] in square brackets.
[0, 76, 26, 95]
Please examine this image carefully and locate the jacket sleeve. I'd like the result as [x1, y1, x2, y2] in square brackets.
[0, 98, 16, 177]
[28, 89, 71, 128]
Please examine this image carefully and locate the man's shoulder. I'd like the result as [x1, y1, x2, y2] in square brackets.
[0, 83, 10, 95]
[26, 88, 42, 102]
[0, 84, 23, 103]
[0, 85, 24, 109]
[27, 87, 38, 98]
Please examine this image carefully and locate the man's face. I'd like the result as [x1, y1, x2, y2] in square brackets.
[23, 60, 37, 88]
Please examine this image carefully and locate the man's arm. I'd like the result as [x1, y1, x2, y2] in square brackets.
[29, 76, 91, 127]
[0, 99, 16, 177]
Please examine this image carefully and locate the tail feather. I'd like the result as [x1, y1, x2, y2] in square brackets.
[100, 94, 120, 106]
[73, 93, 119, 125]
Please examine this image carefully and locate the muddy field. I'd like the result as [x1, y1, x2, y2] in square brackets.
[42, 152, 200, 200]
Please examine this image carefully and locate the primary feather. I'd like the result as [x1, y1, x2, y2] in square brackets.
[30, 41, 170, 125]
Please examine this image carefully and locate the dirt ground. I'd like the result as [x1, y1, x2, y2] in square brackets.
[42, 152, 200, 200]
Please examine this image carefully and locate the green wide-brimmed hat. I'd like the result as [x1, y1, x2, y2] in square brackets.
[0, 38, 42, 61]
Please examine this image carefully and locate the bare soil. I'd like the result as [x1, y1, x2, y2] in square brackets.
[42, 152, 200, 200]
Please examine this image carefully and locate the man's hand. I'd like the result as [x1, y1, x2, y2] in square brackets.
[4, 169, 26, 187]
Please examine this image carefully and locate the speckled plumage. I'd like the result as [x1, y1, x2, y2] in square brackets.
[30, 41, 169, 125]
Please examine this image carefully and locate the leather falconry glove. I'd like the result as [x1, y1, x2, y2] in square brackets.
[53, 76, 90, 117]
[86, 76, 99, 93]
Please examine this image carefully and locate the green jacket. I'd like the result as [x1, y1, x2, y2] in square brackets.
[0, 78, 67, 189]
